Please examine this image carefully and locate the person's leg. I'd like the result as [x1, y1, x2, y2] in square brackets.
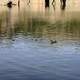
[61, 0, 66, 10]
[52, 0, 55, 5]
[60, 0, 62, 5]
[27, 0, 30, 5]
[63, 0, 66, 7]
[45, 0, 49, 7]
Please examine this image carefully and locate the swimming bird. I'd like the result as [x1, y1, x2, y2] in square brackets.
[50, 40, 57, 44]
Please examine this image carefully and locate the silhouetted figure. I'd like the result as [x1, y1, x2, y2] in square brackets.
[7, 1, 12, 8]
[45, 0, 49, 8]
[60, 0, 66, 10]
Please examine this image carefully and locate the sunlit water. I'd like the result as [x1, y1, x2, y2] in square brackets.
[0, 0, 80, 80]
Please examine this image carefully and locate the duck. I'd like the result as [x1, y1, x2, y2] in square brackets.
[50, 40, 57, 44]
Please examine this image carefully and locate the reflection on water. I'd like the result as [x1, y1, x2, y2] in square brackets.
[0, 1, 80, 80]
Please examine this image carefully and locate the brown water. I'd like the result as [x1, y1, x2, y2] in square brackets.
[0, 0, 80, 80]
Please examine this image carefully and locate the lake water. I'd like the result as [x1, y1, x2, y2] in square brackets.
[0, 0, 80, 80]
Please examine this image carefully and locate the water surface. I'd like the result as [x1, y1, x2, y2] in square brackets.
[0, 0, 80, 80]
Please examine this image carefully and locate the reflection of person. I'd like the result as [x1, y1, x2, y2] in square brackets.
[60, 0, 66, 10]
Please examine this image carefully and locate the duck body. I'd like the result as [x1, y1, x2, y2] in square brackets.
[50, 40, 57, 44]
